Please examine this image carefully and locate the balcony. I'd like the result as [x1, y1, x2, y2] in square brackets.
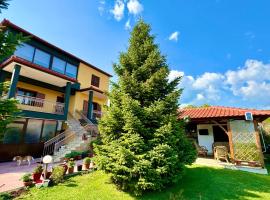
[16, 95, 65, 115]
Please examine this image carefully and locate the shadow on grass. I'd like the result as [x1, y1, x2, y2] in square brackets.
[128, 166, 270, 200]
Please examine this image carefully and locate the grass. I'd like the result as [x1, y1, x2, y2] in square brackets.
[15, 164, 270, 200]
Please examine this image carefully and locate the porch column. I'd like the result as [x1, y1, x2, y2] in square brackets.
[7, 64, 21, 99]
[64, 82, 71, 118]
[87, 90, 93, 120]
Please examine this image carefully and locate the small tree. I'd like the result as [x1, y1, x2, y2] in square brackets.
[0, 82, 20, 142]
[95, 20, 196, 195]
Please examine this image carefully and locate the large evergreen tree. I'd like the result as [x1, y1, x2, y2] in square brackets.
[95, 20, 196, 195]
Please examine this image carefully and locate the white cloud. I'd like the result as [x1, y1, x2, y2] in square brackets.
[196, 93, 205, 100]
[169, 31, 179, 42]
[125, 19, 131, 30]
[175, 59, 270, 109]
[127, 0, 143, 15]
[110, 0, 125, 21]
[245, 31, 255, 39]
[98, 0, 106, 15]
[192, 72, 224, 90]
[168, 70, 184, 82]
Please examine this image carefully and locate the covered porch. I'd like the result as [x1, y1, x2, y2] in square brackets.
[179, 106, 270, 169]
[0, 58, 80, 120]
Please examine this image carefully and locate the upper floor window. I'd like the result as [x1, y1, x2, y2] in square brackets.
[33, 49, 51, 68]
[13, 43, 78, 79]
[52, 57, 66, 74]
[65, 63, 77, 79]
[14, 43, 34, 62]
[91, 74, 100, 87]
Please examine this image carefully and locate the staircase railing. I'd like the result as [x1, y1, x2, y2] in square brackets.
[43, 111, 99, 157]
[54, 132, 77, 153]
[42, 129, 72, 156]
[75, 110, 99, 137]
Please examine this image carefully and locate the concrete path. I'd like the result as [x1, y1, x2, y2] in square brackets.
[0, 159, 83, 193]
[195, 157, 268, 175]
[0, 161, 39, 193]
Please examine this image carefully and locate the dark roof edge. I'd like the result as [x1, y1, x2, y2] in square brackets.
[1, 19, 112, 77]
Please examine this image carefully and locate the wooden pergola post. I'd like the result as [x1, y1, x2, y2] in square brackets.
[212, 120, 234, 161]
[227, 121, 235, 161]
[254, 120, 265, 167]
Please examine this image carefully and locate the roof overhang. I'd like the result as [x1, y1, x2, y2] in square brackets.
[79, 86, 107, 100]
[1, 19, 112, 78]
[1, 56, 77, 87]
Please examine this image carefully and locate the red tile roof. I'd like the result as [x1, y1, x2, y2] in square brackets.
[178, 106, 270, 120]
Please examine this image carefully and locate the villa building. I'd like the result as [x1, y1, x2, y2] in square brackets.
[0, 19, 111, 161]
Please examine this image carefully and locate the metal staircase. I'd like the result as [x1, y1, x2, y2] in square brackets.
[42, 110, 98, 162]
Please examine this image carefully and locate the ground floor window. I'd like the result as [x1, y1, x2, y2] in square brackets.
[3, 118, 61, 144]
[3, 123, 24, 144]
[41, 120, 57, 142]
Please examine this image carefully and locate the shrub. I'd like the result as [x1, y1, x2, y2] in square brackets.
[83, 157, 91, 164]
[51, 166, 65, 184]
[65, 151, 82, 159]
[33, 165, 43, 174]
[20, 173, 32, 182]
[0, 192, 12, 200]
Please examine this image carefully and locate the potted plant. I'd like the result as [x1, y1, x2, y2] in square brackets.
[20, 173, 33, 187]
[83, 157, 91, 170]
[74, 151, 82, 160]
[77, 164, 82, 171]
[67, 159, 75, 174]
[32, 165, 43, 183]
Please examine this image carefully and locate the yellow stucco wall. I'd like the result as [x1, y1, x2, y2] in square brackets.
[69, 62, 110, 113]
[77, 63, 110, 92]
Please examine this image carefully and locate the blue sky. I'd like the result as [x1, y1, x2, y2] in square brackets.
[1, 0, 270, 109]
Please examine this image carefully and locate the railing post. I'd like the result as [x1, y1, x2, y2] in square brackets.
[7, 64, 21, 99]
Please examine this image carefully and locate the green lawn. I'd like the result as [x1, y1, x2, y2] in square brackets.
[15, 164, 270, 200]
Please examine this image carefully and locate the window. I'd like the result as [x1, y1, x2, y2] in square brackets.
[65, 63, 77, 78]
[3, 123, 24, 144]
[17, 88, 37, 106]
[14, 43, 35, 61]
[41, 120, 57, 142]
[52, 57, 66, 74]
[33, 49, 51, 68]
[13, 43, 78, 79]
[198, 129, 209, 135]
[91, 75, 100, 87]
[24, 119, 43, 144]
